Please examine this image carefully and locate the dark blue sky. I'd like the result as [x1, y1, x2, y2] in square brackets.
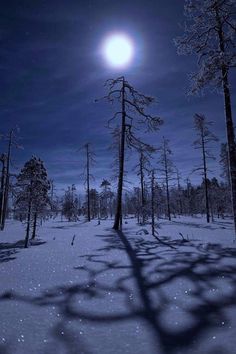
[1, 0, 235, 194]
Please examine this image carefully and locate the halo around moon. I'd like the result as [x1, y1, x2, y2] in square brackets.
[102, 33, 134, 68]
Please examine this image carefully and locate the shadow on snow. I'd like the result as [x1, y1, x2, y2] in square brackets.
[1, 228, 236, 354]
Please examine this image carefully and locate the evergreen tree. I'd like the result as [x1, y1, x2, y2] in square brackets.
[175, 0, 236, 235]
[62, 185, 79, 222]
[15, 157, 50, 248]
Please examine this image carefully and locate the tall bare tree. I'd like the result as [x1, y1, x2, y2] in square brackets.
[193, 114, 218, 223]
[100, 76, 162, 230]
[175, 0, 236, 234]
[158, 137, 175, 221]
[80, 143, 95, 222]
[0, 129, 21, 230]
[133, 150, 152, 224]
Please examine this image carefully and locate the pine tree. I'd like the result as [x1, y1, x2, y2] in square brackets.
[175, 0, 236, 235]
[15, 157, 50, 248]
[62, 185, 79, 222]
[100, 179, 113, 219]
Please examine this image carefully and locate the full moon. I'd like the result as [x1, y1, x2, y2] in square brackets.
[103, 33, 134, 68]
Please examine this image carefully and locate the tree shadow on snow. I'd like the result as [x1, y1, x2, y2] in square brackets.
[0, 230, 236, 354]
[0, 240, 46, 263]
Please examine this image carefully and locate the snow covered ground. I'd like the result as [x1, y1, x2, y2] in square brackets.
[0, 216, 236, 354]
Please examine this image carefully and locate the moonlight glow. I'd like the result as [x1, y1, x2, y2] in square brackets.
[103, 33, 134, 68]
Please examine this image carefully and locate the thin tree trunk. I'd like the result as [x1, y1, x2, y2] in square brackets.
[31, 212, 37, 240]
[176, 170, 183, 216]
[140, 152, 145, 224]
[151, 170, 155, 236]
[201, 134, 210, 223]
[86, 144, 91, 222]
[25, 198, 32, 248]
[113, 77, 125, 230]
[0, 156, 6, 228]
[1, 131, 13, 230]
[163, 140, 171, 221]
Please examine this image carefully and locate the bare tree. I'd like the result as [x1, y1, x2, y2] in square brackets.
[175, 0, 236, 234]
[158, 137, 175, 221]
[133, 150, 152, 224]
[151, 169, 157, 236]
[0, 154, 7, 229]
[193, 114, 218, 223]
[0, 129, 21, 230]
[80, 143, 95, 222]
[100, 76, 162, 230]
[175, 167, 183, 216]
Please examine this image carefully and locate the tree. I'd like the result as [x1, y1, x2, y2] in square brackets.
[100, 76, 162, 230]
[158, 137, 175, 221]
[100, 179, 113, 219]
[220, 143, 230, 187]
[90, 188, 100, 219]
[193, 114, 218, 222]
[15, 157, 50, 248]
[151, 169, 156, 236]
[0, 154, 7, 229]
[79, 143, 95, 222]
[0, 129, 21, 230]
[62, 185, 79, 222]
[133, 150, 152, 224]
[175, 167, 183, 216]
[175, 0, 236, 234]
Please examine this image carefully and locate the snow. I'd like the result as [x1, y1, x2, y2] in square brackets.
[0, 216, 236, 354]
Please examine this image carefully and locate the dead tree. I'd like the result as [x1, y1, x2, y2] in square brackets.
[0, 129, 14, 230]
[133, 150, 152, 224]
[99, 76, 162, 230]
[80, 143, 95, 222]
[0, 154, 7, 229]
[175, 0, 236, 235]
[176, 167, 183, 216]
[158, 137, 174, 221]
[193, 114, 218, 223]
[151, 169, 156, 236]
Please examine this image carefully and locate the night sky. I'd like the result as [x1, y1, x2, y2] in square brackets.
[1, 0, 235, 193]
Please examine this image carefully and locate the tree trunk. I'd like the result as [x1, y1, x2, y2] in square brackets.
[216, 6, 236, 236]
[31, 212, 37, 240]
[0, 157, 6, 229]
[86, 144, 91, 222]
[201, 134, 210, 223]
[151, 170, 155, 236]
[163, 140, 171, 221]
[25, 198, 32, 248]
[1, 131, 13, 230]
[140, 152, 145, 224]
[113, 77, 125, 230]
[222, 69, 236, 235]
